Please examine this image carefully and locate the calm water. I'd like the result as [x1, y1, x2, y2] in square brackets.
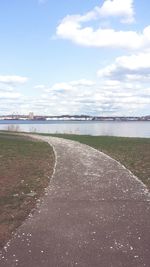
[0, 120, 150, 138]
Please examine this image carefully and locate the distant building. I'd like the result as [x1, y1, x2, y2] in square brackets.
[28, 112, 34, 120]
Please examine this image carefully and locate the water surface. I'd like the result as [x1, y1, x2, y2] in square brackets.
[0, 120, 150, 138]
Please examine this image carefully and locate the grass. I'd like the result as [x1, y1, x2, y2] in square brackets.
[41, 133, 150, 189]
[0, 132, 54, 249]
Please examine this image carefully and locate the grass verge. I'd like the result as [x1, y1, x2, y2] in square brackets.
[42, 133, 150, 189]
[0, 132, 54, 249]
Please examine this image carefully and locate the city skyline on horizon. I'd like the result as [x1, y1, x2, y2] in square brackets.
[0, 112, 150, 119]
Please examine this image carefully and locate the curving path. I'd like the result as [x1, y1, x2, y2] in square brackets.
[0, 135, 150, 267]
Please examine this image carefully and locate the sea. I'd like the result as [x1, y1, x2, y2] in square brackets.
[0, 120, 150, 138]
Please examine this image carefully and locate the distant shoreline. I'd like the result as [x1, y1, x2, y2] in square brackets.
[0, 118, 150, 122]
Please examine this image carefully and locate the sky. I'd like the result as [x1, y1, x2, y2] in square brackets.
[0, 0, 150, 116]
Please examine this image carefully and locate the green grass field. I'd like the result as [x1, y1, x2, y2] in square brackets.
[43, 134, 150, 189]
[0, 132, 54, 248]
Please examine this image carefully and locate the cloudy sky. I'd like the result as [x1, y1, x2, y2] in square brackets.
[0, 0, 150, 116]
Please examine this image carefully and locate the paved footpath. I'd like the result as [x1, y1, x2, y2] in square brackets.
[0, 136, 150, 267]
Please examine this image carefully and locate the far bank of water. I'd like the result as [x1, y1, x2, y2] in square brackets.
[0, 120, 150, 138]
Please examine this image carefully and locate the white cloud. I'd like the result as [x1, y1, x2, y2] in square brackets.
[1, 76, 148, 116]
[56, 1, 150, 50]
[34, 85, 46, 89]
[0, 75, 28, 85]
[0, 79, 23, 101]
[44, 79, 95, 93]
[0, 88, 22, 114]
[0, 85, 14, 92]
[98, 0, 135, 23]
[0, 75, 28, 115]
[70, 79, 95, 87]
[51, 82, 73, 92]
[97, 51, 150, 81]
[0, 73, 149, 116]
[37, 77, 150, 116]
[58, 0, 134, 24]
[57, 17, 150, 50]
[0, 92, 21, 99]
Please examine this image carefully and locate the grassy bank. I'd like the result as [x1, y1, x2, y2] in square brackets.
[43, 134, 150, 189]
[0, 132, 54, 249]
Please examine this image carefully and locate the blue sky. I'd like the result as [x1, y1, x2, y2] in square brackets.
[0, 0, 150, 116]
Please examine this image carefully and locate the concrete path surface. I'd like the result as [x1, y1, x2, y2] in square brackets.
[0, 136, 150, 267]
